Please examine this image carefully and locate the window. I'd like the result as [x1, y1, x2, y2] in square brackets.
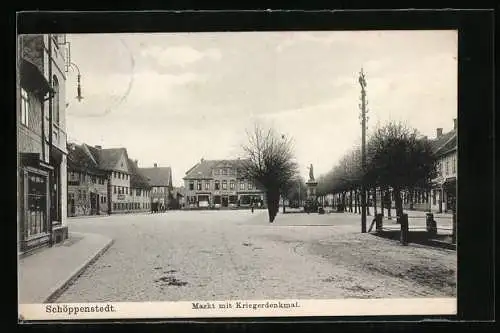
[222, 180, 227, 190]
[445, 159, 450, 176]
[248, 182, 253, 190]
[103, 196, 106, 203]
[113, 186, 117, 194]
[452, 154, 456, 173]
[113, 203, 117, 210]
[52, 76, 60, 124]
[197, 181, 202, 190]
[21, 88, 30, 126]
[189, 182, 194, 191]
[230, 180, 235, 190]
[214, 181, 220, 190]
[136, 189, 141, 196]
[240, 182, 245, 190]
[205, 181, 210, 190]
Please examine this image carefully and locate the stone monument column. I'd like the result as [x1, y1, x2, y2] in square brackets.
[306, 164, 318, 201]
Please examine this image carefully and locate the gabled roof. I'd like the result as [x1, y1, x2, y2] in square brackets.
[84, 144, 129, 171]
[128, 159, 152, 189]
[67, 143, 106, 176]
[183, 159, 250, 180]
[430, 129, 457, 156]
[139, 166, 172, 187]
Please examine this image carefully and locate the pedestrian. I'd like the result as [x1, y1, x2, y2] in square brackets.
[251, 200, 254, 213]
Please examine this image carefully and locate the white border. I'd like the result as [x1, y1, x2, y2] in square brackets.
[19, 298, 456, 321]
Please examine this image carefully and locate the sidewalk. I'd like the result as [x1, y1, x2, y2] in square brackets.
[18, 232, 114, 304]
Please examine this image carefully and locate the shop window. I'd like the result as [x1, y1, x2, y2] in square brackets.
[24, 172, 48, 238]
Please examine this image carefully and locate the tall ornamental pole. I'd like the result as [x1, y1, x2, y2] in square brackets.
[358, 68, 368, 233]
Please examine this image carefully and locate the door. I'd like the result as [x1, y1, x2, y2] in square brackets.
[221, 196, 228, 207]
[21, 168, 50, 251]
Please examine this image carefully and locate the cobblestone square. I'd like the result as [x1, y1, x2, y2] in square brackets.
[56, 210, 456, 302]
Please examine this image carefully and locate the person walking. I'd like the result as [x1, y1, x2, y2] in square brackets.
[251, 200, 254, 214]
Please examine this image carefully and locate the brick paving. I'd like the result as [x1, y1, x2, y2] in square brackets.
[55, 210, 456, 303]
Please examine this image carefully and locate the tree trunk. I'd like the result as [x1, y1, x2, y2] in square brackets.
[282, 195, 286, 214]
[267, 189, 279, 222]
[373, 187, 378, 215]
[409, 189, 414, 210]
[354, 189, 358, 213]
[349, 190, 353, 212]
[393, 187, 404, 218]
[379, 188, 384, 217]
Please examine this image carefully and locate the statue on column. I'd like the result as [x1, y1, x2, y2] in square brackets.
[308, 164, 315, 181]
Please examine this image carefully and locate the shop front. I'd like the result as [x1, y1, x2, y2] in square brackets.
[19, 153, 54, 253]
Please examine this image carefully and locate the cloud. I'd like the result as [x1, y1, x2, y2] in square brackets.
[140, 45, 221, 68]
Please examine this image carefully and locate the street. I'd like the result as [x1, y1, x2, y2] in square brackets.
[55, 210, 456, 302]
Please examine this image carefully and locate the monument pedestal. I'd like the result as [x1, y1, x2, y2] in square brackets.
[306, 180, 318, 201]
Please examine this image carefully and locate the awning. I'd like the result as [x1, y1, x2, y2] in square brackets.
[20, 59, 53, 97]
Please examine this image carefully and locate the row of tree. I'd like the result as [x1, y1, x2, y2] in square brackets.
[316, 121, 438, 218]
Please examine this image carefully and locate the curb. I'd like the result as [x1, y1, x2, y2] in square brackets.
[44, 237, 115, 303]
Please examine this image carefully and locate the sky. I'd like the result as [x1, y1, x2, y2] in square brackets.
[64, 30, 457, 187]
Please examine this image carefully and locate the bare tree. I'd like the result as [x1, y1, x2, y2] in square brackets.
[365, 121, 437, 218]
[241, 123, 298, 222]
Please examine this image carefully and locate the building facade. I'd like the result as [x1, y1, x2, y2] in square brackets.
[128, 159, 152, 212]
[183, 158, 266, 209]
[68, 144, 151, 215]
[67, 143, 109, 216]
[429, 120, 457, 213]
[139, 163, 172, 210]
[17, 34, 69, 255]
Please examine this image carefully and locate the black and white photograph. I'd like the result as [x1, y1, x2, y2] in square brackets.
[17, 29, 458, 320]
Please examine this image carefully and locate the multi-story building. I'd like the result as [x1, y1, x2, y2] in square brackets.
[429, 119, 457, 213]
[128, 159, 152, 212]
[67, 143, 108, 216]
[183, 158, 266, 209]
[17, 34, 69, 255]
[139, 163, 172, 210]
[70, 144, 151, 215]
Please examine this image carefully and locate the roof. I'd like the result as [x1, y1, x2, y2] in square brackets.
[84, 145, 129, 171]
[183, 159, 249, 180]
[128, 159, 152, 189]
[430, 129, 457, 156]
[139, 166, 172, 187]
[67, 144, 107, 176]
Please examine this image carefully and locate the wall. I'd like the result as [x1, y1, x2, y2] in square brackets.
[68, 172, 109, 216]
[130, 188, 151, 211]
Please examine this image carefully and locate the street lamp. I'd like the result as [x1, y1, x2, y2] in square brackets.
[69, 62, 83, 102]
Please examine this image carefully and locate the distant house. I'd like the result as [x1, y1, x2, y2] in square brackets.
[429, 119, 457, 213]
[67, 143, 109, 216]
[183, 158, 266, 209]
[170, 186, 186, 209]
[140, 163, 173, 210]
[67, 143, 151, 215]
[128, 159, 152, 212]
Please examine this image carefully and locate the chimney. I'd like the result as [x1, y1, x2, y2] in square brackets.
[436, 128, 443, 138]
[154, 163, 158, 168]
[95, 145, 102, 149]
[453, 118, 457, 130]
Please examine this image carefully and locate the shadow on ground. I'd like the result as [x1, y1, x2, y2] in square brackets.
[373, 230, 456, 251]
